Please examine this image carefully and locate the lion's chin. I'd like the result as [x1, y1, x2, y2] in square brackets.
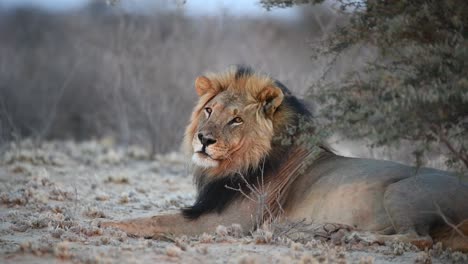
[192, 153, 219, 168]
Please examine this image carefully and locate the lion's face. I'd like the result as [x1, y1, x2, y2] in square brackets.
[191, 91, 259, 168]
[184, 71, 285, 176]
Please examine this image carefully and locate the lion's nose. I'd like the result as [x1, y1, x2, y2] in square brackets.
[198, 133, 217, 146]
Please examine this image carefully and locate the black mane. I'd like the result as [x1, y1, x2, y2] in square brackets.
[234, 65, 254, 80]
[181, 152, 283, 220]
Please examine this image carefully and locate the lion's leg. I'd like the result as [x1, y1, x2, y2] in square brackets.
[100, 213, 188, 238]
[101, 199, 257, 238]
[380, 177, 436, 249]
[370, 232, 433, 250]
[382, 174, 468, 250]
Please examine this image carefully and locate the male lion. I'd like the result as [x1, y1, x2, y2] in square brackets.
[102, 66, 468, 251]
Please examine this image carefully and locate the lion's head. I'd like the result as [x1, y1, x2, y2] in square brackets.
[183, 66, 305, 178]
[181, 66, 328, 220]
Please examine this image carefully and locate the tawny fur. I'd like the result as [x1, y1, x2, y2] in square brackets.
[103, 66, 468, 252]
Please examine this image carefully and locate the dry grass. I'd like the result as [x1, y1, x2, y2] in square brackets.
[1, 139, 467, 263]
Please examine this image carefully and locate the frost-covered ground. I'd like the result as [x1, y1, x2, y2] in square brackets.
[0, 140, 467, 263]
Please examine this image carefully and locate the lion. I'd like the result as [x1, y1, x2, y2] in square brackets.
[102, 66, 468, 251]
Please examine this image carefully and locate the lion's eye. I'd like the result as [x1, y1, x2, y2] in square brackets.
[232, 117, 243, 124]
[204, 107, 212, 116]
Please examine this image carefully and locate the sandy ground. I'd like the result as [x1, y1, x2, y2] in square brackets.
[1, 140, 467, 264]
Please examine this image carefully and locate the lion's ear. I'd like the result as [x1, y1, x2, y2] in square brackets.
[257, 86, 284, 117]
[195, 76, 213, 96]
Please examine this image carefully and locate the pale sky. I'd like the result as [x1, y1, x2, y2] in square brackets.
[0, 0, 299, 19]
[0, 0, 88, 11]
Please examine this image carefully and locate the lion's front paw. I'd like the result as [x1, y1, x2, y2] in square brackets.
[99, 218, 167, 239]
[99, 220, 147, 237]
[99, 220, 119, 229]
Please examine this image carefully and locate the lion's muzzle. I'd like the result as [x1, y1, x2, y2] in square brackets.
[197, 132, 217, 149]
[192, 131, 221, 168]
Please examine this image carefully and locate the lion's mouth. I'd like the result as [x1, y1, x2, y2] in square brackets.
[195, 150, 213, 159]
[192, 151, 219, 168]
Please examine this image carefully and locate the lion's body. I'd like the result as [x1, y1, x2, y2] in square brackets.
[102, 66, 468, 251]
[285, 155, 468, 240]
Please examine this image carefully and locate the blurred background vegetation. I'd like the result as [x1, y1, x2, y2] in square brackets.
[262, 0, 467, 172]
[0, 0, 466, 173]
